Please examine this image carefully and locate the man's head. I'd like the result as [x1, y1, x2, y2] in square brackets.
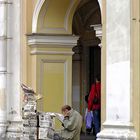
[61, 105, 71, 116]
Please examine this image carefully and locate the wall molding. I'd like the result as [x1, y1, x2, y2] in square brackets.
[38, 58, 68, 111]
[97, 121, 136, 139]
[32, 0, 47, 33]
[32, 0, 79, 34]
[27, 34, 79, 46]
[30, 50, 74, 55]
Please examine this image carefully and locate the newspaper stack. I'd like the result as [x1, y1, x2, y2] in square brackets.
[38, 112, 55, 139]
[21, 84, 38, 140]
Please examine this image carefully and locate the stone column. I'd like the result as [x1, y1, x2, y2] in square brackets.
[97, 0, 136, 139]
[6, 0, 22, 139]
[0, 0, 8, 138]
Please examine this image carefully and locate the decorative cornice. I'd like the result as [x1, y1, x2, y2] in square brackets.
[90, 24, 102, 40]
[27, 34, 79, 46]
[31, 50, 74, 55]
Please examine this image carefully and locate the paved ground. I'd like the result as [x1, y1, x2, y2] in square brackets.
[80, 133, 96, 140]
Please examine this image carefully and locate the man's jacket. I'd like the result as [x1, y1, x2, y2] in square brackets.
[61, 109, 82, 140]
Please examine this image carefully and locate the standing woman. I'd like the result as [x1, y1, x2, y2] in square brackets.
[88, 75, 101, 138]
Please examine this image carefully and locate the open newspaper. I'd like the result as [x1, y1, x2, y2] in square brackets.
[54, 113, 64, 123]
[45, 112, 64, 123]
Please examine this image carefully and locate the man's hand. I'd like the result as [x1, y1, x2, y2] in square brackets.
[63, 110, 70, 117]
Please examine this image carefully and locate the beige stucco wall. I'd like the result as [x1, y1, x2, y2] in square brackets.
[131, 0, 140, 138]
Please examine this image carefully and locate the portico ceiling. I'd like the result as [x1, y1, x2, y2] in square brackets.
[72, 0, 101, 45]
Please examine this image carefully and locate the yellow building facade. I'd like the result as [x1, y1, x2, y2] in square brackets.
[22, 0, 80, 112]
[0, 0, 140, 139]
[21, 0, 140, 139]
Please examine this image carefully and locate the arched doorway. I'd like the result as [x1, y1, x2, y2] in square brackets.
[25, 0, 138, 139]
[72, 0, 102, 134]
[27, 0, 102, 134]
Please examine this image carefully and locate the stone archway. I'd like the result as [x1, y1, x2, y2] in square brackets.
[32, 0, 80, 34]
[71, 0, 102, 133]
[31, 0, 103, 122]
[32, 0, 102, 34]
[28, 0, 82, 114]
[29, 0, 104, 130]
[29, 0, 103, 124]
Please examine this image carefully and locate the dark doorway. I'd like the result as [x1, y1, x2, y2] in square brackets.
[72, 0, 102, 137]
[89, 46, 101, 86]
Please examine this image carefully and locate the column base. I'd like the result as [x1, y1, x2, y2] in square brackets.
[0, 121, 7, 138]
[97, 121, 137, 140]
[6, 121, 22, 139]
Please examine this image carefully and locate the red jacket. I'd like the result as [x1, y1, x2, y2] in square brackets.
[88, 82, 101, 111]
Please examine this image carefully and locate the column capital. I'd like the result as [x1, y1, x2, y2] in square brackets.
[90, 24, 102, 41]
[27, 34, 79, 55]
[27, 34, 79, 47]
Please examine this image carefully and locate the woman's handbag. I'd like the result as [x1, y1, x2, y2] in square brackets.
[92, 96, 99, 104]
[85, 111, 93, 129]
[92, 84, 99, 104]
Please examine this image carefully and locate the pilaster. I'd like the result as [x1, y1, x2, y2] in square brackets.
[27, 34, 79, 114]
[0, 0, 8, 138]
[96, 0, 137, 139]
[6, 0, 22, 138]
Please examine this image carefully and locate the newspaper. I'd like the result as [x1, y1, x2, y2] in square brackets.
[54, 113, 64, 123]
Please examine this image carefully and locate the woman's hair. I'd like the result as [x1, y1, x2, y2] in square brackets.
[61, 105, 71, 112]
[96, 74, 101, 82]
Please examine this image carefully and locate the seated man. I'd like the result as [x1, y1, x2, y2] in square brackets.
[53, 105, 82, 140]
